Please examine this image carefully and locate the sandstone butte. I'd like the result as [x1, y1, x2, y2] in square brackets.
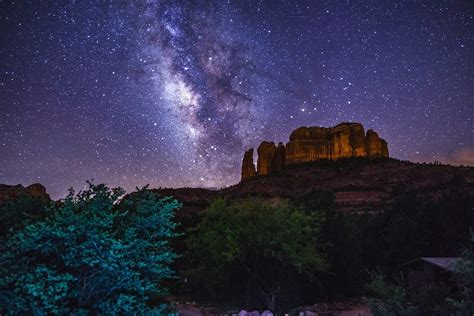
[241, 122, 389, 181]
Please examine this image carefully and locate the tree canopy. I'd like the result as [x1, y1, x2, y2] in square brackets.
[185, 197, 328, 311]
[0, 182, 180, 315]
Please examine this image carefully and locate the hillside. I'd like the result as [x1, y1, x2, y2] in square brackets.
[226, 158, 474, 212]
[145, 158, 473, 215]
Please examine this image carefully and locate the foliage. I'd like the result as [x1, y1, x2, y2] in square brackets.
[289, 184, 472, 309]
[366, 233, 474, 316]
[295, 191, 365, 299]
[0, 192, 48, 237]
[365, 272, 418, 316]
[180, 184, 471, 310]
[379, 186, 473, 264]
[185, 197, 328, 311]
[447, 232, 474, 314]
[349, 184, 472, 273]
[0, 182, 180, 315]
[365, 271, 472, 316]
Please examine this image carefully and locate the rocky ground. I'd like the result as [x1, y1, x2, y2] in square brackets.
[174, 298, 371, 315]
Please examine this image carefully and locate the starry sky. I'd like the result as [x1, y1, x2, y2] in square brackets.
[1, 1, 473, 199]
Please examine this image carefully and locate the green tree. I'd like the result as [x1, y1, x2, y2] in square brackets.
[0, 182, 180, 315]
[185, 197, 328, 311]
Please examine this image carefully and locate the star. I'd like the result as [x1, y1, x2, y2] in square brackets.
[0, 1, 472, 198]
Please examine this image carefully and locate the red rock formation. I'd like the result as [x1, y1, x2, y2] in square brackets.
[381, 139, 389, 157]
[365, 129, 385, 157]
[286, 127, 325, 163]
[271, 142, 286, 172]
[257, 141, 277, 175]
[241, 148, 256, 181]
[241, 122, 389, 181]
[285, 123, 373, 164]
[0, 183, 51, 204]
[348, 123, 367, 157]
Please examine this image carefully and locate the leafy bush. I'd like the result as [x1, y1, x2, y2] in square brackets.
[365, 271, 419, 316]
[0, 182, 180, 315]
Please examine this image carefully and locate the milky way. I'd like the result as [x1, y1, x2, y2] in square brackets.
[138, 1, 269, 187]
[1, 1, 473, 198]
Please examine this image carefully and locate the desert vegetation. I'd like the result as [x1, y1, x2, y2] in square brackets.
[0, 178, 472, 314]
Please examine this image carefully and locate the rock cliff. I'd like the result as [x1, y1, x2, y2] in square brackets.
[271, 142, 286, 172]
[241, 149, 256, 181]
[241, 122, 389, 181]
[0, 183, 51, 204]
[257, 141, 277, 176]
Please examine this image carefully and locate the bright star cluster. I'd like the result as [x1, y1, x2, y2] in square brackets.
[1, 1, 473, 198]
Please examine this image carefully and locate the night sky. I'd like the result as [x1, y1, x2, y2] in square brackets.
[1, 1, 473, 199]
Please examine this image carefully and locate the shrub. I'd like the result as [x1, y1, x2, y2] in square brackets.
[365, 272, 418, 316]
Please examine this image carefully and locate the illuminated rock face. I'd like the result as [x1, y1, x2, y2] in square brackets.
[241, 122, 389, 181]
[257, 141, 277, 176]
[241, 148, 256, 181]
[254, 141, 286, 176]
[286, 123, 384, 164]
[365, 129, 389, 158]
